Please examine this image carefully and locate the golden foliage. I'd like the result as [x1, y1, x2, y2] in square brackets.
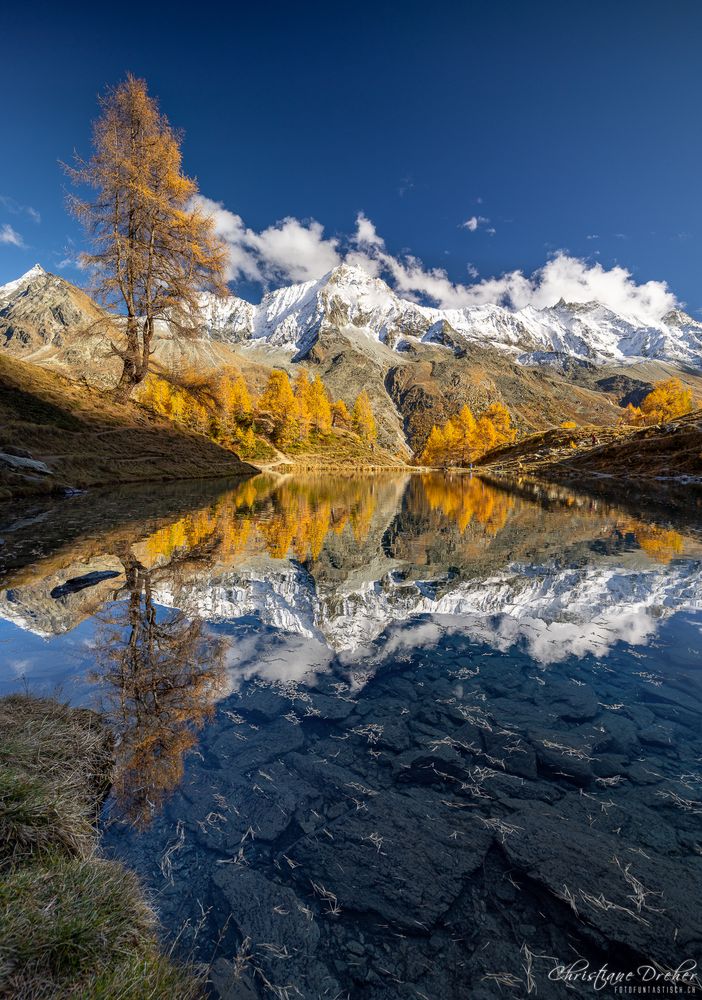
[332, 399, 352, 429]
[138, 476, 379, 569]
[66, 75, 227, 399]
[92, 556, 226, 827]
[419, 401, 516, 467]
[625, 378, 694, 425]
[618, 520, 685, 564]
[217, 370, 252, 422]
[258, 369, 299, 446]
[352, 391, 378, 444]
[139, 363, 379, 458]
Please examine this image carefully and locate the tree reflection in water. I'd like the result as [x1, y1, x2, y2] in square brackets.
[92, 551, 226, 828]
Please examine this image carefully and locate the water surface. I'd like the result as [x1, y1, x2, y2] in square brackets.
[1, 473, 701, 998]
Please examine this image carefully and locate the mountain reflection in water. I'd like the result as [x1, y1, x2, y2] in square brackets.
[1, 473, 701, 998]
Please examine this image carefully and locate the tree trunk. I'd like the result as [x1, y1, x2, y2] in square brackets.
[113, 315, 142, 402]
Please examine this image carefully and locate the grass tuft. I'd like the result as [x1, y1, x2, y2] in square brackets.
[0, 694, 204, 999]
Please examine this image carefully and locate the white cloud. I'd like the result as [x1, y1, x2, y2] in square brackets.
[0, 224, 25, 248]
[195, 197, 678, 323]
[353, 211, 384, 248]
[372, 246, 677, 321]
[462, 215, 489, 232]
[193, 195, 341, 284]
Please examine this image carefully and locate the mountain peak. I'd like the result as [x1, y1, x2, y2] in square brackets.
[0, 263, 48, 302]
[326, 261, 383, 287]
[22, 263, 46, 281]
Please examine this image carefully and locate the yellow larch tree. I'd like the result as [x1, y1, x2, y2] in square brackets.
[483, 402, 516, 445]
[454, 405, 477, 465]
[217, 371, 252, 424]
[352, 391, 377, 444]
[634, 378, 694, 425]
[309, 374, 333, 434]
[293, 369, 313, 440]
[258, 369, 299, 445]
[420, 425, 447, 466]
[66, 75, 228, 400]
[332, 399, 352, 429]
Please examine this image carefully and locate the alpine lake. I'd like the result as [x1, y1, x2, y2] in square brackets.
[1, 471, 701, 999]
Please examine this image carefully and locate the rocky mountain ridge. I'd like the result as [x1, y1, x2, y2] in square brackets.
[3, 264, 702, 454]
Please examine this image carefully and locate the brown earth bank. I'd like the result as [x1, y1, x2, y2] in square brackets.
[0, 354, 258, 500]
[476, 411, 702, 482]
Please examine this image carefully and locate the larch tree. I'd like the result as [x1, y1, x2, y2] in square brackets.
[636, 378, 693, 424]
[309, 374, 332, 434]
[217, 371, 252, 424]
[421, 425, 446, 466]
[332, 399, 351, 429]
[293, 369, 313, 439]
[454, 405, 477, 465]
[66, 75, 228, 401]
[259, 369, 299, 445]
[483, 402, 516, 445]
[352, 391, 377, 444]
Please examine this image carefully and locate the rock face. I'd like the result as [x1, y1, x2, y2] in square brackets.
[0, 264, 112, 359]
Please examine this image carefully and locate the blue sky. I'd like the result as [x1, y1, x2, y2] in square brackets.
[2, 0, 701, 316]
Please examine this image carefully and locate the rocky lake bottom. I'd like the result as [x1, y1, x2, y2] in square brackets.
[1, 472, 701, 998]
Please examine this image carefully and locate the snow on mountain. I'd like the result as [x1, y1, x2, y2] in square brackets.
[3, 261, 701, 368]
[0, 263, 47, 304]
[201, 262, 702, 369]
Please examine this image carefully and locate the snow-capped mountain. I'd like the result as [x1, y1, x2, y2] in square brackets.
[3, 261, 701, 368]
[199, 262, 702, 369]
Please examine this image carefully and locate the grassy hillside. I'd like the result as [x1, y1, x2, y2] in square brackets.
[0, 355, 257, 500]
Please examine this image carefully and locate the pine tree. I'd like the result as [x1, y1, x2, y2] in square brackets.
[66, 75, 228, 400]
[352, 391, 377, 443]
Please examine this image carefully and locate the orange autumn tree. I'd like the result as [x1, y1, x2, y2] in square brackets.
[419, 401, 516, 467]
[67, 75, 228, 400]
[293, 369, 313, 439]
[625, 378, 694, 425]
